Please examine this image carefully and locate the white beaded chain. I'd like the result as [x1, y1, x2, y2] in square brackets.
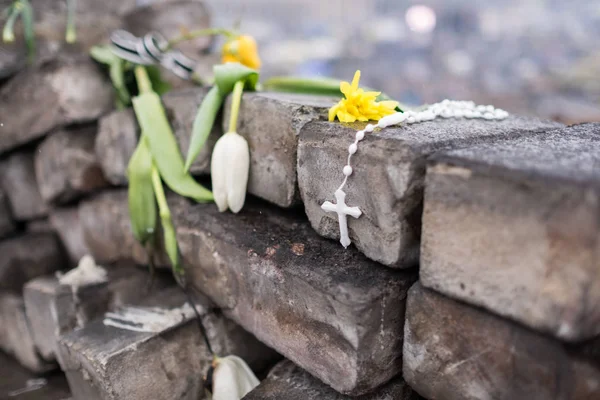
[321, 100, 509, 249]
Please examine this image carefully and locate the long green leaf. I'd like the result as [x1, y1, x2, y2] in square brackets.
[127, 136, 157, 244]
[213, 62, 259, 94]
[2, 5, 21, 43]
[132, 91, 213, 202]
[20, 0, 34, 62]
[183, 86, 222, 172]
[261, 76, 344, 97]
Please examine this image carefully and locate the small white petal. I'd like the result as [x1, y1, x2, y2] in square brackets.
[211, 134, 230, 212]
[224, 132, 250, 214]
[212, 356, 260, 400]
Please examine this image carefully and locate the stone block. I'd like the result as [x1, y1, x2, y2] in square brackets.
[0, 233, 66, 291]
[403, 283, 600, 400]
[172, 197, 417, 395]
[223, 92, 336, 207]
[297, 116, 563, 267]
[95, 88, 221, 186]
[35, 126, 108, 205]
[23, 266, 170, 362]
[49, 207, 90, 265]
[0, 56, 113, 154]
[0, 292, 55, 373]
[243, 360, 420, 400]
[0, 189, 16, 239]
[0, 352, 70, 400]
[420, 123, 600, 341]
[57, 286, 279, 400]
[0, 152, 48, 220]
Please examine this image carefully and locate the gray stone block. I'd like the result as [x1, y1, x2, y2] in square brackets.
[35, 126, 108, 205]
[223, 92, 336, 207]
[421, 123, 600, 342]
[297, 116, 563, 267]
[0, 189, 16, 239]
[57, 286, 279, 400]
[0, 292, 56, 373]
[243, 360, 420, 400]
[95, 88, 221, 186]
[403, 283, 600, 400]
[0, 152, 48, 220]
[0, 233, 66, 291]
[49, 207, 90, 265]
[172, 197, 417, 395]
[0, 57, 113, 154]
[23, 266, 170, 362]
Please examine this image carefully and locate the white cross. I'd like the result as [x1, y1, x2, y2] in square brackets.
[321, 189, 362, 248]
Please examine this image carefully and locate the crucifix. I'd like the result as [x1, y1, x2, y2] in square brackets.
[321, 189, 362, 248]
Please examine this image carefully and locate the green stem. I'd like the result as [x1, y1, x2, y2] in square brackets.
[167, 28, 234, 49]
[2, 5, 21, 43]
[134, 65, 153, 94]
[151, 165, 169, 220]
[227, 80, 245, 133]
[65, 0, 76, 43]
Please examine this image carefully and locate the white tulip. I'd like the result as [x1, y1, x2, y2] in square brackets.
[211, 132, 250, 213]
[209, 355, 260, 400]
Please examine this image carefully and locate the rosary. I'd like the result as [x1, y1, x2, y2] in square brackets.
[321, 100, 509, 248]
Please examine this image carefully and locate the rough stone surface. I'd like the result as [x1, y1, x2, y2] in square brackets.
[26, 218, 55, 233]
[421, 123, 600, 342]
[57, 286, 279, 400]
[0, 233, 66, 292]
[403, 283, 600, 400]
[49, 207, 90, 265]
[79, 190, 169, 266]
[23, 266, 171, 362]
[172, 197, 417, 395]
[0, 152, 48, 220]
[35, 126, 108, 205]
[0, 56, 113, 154]
[0, 189, 15, 239]
[0, 352, 70, 400]
[0, 292, 56, 373]
[297, 116, 563, 267]
[244, 360, 420, 400]
[224, 92, 336, 207]
[95, 88, 221, 185]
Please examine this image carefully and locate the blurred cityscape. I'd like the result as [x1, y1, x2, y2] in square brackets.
[199, 0, 600, 124]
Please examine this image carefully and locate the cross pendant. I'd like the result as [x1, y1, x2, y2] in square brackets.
[321, 189, 362, 248]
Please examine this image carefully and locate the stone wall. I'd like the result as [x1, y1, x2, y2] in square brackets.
[1, 2, 599, 400]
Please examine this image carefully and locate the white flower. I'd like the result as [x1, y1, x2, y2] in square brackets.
[210, 355, 259, 400]
[211, 132, 250, 213]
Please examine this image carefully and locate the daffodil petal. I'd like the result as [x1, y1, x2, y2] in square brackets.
[351, 70, 361, 91]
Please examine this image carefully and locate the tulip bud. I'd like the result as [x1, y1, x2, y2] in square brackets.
[210, 355, 259, 400]
[211, 132, 250, 213]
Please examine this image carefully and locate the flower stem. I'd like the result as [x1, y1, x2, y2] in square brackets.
[65, 0, 76, 43]
[167, 28, 233, 49]
[2, 4, 20, 43]
[134, 65, 153, 94]
[227, 80, 245, 133]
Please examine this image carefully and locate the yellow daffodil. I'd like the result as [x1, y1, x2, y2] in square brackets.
[328, 70, 398, 123]
[222, 35, 262, 70]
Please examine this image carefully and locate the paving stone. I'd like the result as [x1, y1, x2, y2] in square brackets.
[403, 282, 600, 400]
[0, 152, 48, 220]
[171, 197, 417, 395]
[49, 207, 90, 265]
[0, 352, 70, 400]
[223, 92, 336, 207]
[57, 286, 279, 400]
[23, 266, 170, 362]
[95, 88, 221, 186]
[35, 126, 109, 205]
[0, 292, 56, 373]
[79, 190, 169, 266]
[420, 123, 600, 342]
[297, 116, 563, 268]
[0, 56, 113, 154]
[243, 359, 421, 400]
[0, 189, 16, 239]
[0, 233, 66, 292]
[26, 218, 55, 233]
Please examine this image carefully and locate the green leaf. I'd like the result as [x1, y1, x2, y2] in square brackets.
[213, 62, 259, 94]
[146, 65, 171, 96]
[132, 90, 213, 202]
[90, 45, 118, 65]
[183, 86, 222, 172]
[2, 5, 21, 43]
[261, 76, 344, 97]
[127, 136, 157, 244]
[20, 0, 34, 62]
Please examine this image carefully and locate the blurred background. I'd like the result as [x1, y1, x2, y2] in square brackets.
[182, 0, 600, 124]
